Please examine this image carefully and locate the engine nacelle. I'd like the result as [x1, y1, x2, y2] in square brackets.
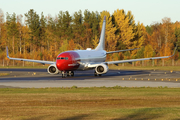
[47, 64, 59, 74]
[95, 63, 108, 74]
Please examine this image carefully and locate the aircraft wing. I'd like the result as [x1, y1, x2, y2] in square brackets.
[105, 46, 177, 65]
[106, 48, 139, 54]
[6, 46, 55, 65]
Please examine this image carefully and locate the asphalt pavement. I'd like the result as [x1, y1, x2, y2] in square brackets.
[0, 68, 180, 88]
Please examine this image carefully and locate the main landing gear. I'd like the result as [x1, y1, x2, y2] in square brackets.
[94, 71, 102, 76]
[61, 71, 74, 78]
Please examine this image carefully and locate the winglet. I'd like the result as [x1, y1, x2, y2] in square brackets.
[6, 46, 10, 58]
[103, 16, 106, 21]
[170, 45, 178, 57]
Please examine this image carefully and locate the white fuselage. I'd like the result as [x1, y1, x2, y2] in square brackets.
[75, 49, 106, 70]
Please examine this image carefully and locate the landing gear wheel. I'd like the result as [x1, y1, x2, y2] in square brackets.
[98, 74, 102, 76]
[62, 71, 66, 78]
[67, 71, 70, 77]
[71, 71, 74, 77]
[94, 71, 98, 76]
[66, 71, 74, 77]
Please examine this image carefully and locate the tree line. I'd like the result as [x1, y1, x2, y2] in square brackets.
[0, 8, 180, 66]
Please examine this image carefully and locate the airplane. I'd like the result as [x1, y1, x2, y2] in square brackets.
[6, 16, 177, 78]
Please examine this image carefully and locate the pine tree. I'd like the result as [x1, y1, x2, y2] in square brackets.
[72, 10, 83, 46]
[6, 12, 18, 55]
[90, 11, 100, 39]
[0, 9, 5, 51]
[25, 9, 40, 54]
[39, 12, 47, 53]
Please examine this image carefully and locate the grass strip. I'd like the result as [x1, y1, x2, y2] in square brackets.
[0, 73, 9, 76]
[0, 87, 180, 120]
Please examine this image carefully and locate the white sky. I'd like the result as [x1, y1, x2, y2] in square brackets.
[1, 0, 180, 25]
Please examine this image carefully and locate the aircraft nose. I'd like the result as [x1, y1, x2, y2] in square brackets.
[56, 51, 80, 71]
[56, 58, 67, 71]
[56, 60, 63, 70]
[56, 52, 72, 71]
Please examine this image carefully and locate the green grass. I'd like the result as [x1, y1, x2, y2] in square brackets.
[0, 87, 180, 120]
[0, 73, 9, 76]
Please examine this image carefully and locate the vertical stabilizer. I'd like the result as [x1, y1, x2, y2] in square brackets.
[95, 16, 106, 50]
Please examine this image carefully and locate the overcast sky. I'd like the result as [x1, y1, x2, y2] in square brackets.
[1, 0, 180, 25]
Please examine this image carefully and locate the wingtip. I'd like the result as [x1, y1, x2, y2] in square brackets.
[104, 16, 106, 21]
[6, 46, 9, 58]
[170, 45, 178, 57]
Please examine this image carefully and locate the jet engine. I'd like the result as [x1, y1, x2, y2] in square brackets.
[47, 64, 59, 74]
[95, 63, 108, 74]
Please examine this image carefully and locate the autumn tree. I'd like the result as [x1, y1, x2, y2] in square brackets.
[131, 22, 145, 57]
[6, 12, 18, 54]
[17, 14, 23, 55]
[21, 25, 30, 57]
[113, 9, 135, 48]
[83, 10, 100, 48]
[68, 39, 76, 50]
[162, 17, 174, 56]
[82, 10, 91, 48]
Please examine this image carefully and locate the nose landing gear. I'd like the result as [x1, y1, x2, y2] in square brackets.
[62, 71, 74, 78]
[61, 71, 66, 78]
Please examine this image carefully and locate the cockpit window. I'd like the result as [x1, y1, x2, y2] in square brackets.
[57, 57, 68, 60]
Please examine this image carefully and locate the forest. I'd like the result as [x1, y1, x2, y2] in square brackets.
[0, 8, 180, 67]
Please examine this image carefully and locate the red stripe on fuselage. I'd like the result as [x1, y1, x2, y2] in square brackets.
[56, 51, 80, 71]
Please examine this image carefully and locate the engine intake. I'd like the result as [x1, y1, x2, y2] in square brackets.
[95, 63, 108, 74]
[47, 64, 59, 74]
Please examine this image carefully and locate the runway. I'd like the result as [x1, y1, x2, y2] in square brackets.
[0, 68, 180, 88]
